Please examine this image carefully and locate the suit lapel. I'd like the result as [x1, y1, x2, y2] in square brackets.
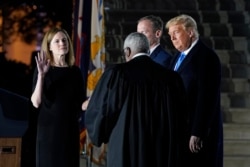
[150, 45, 160, 59]
[175, 39, 201, 72]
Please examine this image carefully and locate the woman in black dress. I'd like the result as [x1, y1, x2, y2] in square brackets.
[31, 28, 85, 167]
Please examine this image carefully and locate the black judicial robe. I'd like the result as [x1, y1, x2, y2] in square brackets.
[85, 55, 187, 167]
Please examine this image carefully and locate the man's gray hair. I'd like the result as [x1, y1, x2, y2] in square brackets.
[123, 32, 150, 54]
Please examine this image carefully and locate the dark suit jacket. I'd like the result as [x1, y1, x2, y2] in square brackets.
[169, 39, 223, 167]
[150, 45, 172, 68]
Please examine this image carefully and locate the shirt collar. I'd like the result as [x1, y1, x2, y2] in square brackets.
[132, 53, 150, 59]
[150, 43, 160, 54]
[182, 38, 198, 55]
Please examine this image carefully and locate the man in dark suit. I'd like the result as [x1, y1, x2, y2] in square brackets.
[137, 15, 172, 68]
[85, 32, 187, 167]
[166, 14, 223, 167]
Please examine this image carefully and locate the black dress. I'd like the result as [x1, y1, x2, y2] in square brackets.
[32, 66, 85, 167]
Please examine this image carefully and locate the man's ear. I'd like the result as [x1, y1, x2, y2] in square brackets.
[124, 47, 131, 61]
[189, 30, 194, 38]
[155, 30, 162, 38]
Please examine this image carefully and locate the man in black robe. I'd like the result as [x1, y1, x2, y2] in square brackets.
[85, 32, 187, 167]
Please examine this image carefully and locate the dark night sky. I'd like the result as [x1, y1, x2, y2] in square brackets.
[0, 0, 73, 34]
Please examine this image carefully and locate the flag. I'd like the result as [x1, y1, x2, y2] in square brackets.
[73, 0, 105, 107]
[85, 0, 106, 165]
[72, 0, 91, 156]
[73, 0, 91, 92]
[73, 0, 106, 165]
[87, 0, 105, 97]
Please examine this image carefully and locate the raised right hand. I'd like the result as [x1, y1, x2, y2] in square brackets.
[35, 51, 50, 75]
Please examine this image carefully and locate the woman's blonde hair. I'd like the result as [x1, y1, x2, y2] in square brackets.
[41, 27, 75, 66]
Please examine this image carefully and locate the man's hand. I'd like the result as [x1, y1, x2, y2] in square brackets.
[189, 135, 203, 153]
